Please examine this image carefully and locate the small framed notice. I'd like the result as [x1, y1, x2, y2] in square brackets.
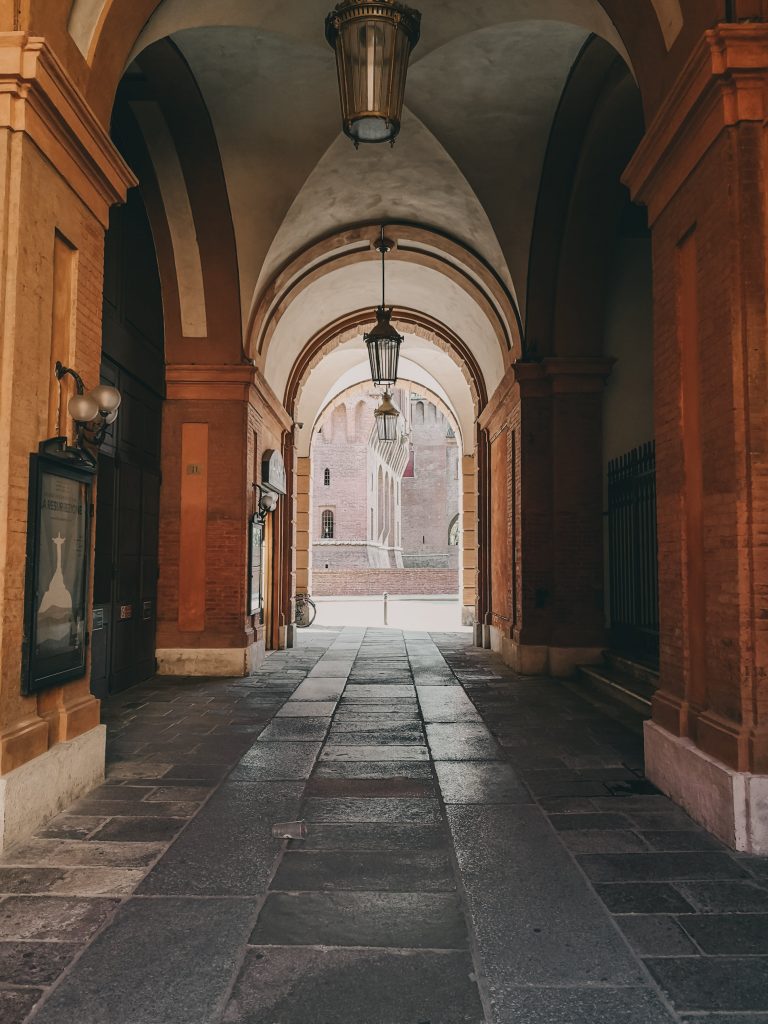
[21, 447, 95, 695]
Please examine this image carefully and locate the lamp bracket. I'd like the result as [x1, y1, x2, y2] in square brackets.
[374, 236, 395, 254]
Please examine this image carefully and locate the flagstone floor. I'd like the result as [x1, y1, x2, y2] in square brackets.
[1, 628, 768, 1023]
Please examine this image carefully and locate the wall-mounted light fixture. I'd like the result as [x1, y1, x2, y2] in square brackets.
[254, 484, 280, 526]
[325, 0, 422, 147]
[53, 361, 121, 464]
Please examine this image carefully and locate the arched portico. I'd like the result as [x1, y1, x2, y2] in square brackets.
[0, 0, 767, 867]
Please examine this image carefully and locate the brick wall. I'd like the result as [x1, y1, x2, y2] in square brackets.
[313, 569, 459, 596]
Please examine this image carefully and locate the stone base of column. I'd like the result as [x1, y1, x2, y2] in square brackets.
[461, 606, 475, 627]
[645, 720, 768, 854]
[0, 726, 106, 853]
[156, 643, 264, 678]
[491, 631, 604, 677]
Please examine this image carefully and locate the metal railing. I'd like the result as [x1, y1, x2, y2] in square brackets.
[607, 441, 659, 666]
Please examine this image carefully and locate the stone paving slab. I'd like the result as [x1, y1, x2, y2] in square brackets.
[223, 947, 485, 1023]
[321, 743, 430, 761]
[0, 988, 43, 1024]
[302, 795, 442, 824]
[29, 897, 257, 1024]
[229, 741, 322, 780]
[0, 941, 81, 985]
[276, 701, 338, 717]
[136, 782, 304, 896]
[435, 761, 531, 803]
[290, 822, 450, 852]
[447, 805, 645, 990]
[271, 850, 456, 892]
[252, 891, 468, 948]
[257, 717, 331, 741]
[488, 986, 677, 1024]
[646, 957, 768, 1012]
[313, 760, 433, 779]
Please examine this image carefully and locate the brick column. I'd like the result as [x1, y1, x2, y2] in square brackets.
[461, 454, 477, 625]
[624, 25, 768, 851]
[479, 358, 611, 675]
[156, 365, 292, 677]
[295, 456, 311, 596]
[0, 35, 135, 849]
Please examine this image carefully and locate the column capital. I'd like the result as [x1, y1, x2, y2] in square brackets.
[165, 362, 294, 432]
[513, 356, 614, 395]
[624, 24, 768, 223]
[0, 33, 135, 226]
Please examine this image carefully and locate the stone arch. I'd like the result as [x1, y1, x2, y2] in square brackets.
[252, 223, 521, 377]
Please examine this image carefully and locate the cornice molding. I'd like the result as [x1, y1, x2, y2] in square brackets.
[479, 356, 613, 432]
[624, 25, 768, 224]
[166, 363, 293, 433]
[0, 33, 136, 226]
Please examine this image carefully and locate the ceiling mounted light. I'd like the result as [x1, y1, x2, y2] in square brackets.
[325, 0, 421, 147]
[374, 390, 400, 442]
[365, 228, 403, 386]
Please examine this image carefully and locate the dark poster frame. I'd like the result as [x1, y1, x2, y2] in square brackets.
[249, 516, 264, 622]
[21, 444, 95, 695]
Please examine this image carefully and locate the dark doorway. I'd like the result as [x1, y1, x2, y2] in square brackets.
[91, 189, 164, 698]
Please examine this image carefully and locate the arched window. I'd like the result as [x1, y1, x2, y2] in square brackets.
[448, 514, 460, 546]
[324, 468, 331, 486]
[321, 510, 334, 539]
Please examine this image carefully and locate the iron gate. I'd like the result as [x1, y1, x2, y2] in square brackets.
[607, 441, 659, 666]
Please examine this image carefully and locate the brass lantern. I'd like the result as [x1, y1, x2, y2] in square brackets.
[325, 1, 422, 147]
[365, 229, 403, 386]
[374, 390, 400, 442]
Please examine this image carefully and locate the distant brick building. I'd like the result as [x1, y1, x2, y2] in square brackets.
[402, 396, 460, 570]
[311, 389, 460, 594]
[312, 388, 410, 572]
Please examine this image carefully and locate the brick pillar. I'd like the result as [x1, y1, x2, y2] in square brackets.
[0, 35, 135, 849]
[156, 365, 291, 677]
[480, 358, 611, 675]
[295, 457, 311, 596]
[461, 454, 477, 625]
[624, 25, 768, 851]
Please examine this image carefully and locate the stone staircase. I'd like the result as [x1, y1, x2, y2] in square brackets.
[574, 651, 659, 720]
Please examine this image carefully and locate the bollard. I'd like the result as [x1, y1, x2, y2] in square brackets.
[383, 591, 388, 625]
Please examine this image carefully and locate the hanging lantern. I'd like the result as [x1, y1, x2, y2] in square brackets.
[325, 0, 422, 147]
[374, 390, 400, 442]
[365, 229, 403, 386]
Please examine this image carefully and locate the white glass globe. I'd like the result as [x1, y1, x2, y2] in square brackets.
[68, 394, 99, 424]
[89, 385, 122, 413]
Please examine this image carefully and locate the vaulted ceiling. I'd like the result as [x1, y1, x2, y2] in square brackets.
[104, 0, 658, 414]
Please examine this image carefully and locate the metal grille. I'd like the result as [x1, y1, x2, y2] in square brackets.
[608, 441, 659, 666]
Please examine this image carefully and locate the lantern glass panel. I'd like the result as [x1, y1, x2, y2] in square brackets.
[376, 411, 398, 442]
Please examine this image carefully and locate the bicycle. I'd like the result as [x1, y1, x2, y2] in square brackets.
[295, 592, 317, 628]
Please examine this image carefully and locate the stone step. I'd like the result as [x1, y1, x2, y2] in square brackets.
[575, 656, 658, 720]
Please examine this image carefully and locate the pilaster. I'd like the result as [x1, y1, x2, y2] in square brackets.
[624, 25, 768, 845]
[0, 33, 133, 784]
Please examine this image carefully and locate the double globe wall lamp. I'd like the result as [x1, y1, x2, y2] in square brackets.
[53, 361, 121, 464]
[325, 0, 422, 147]
[254, 485, 279, 527]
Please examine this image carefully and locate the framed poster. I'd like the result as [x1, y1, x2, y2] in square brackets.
[22, 449, 95, 695]
[249, 516, 263, 621]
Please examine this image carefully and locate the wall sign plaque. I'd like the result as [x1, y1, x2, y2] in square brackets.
[249, 516, 264, 621]
[22, 444, 95, 695]
[261, 449, 287, 495]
